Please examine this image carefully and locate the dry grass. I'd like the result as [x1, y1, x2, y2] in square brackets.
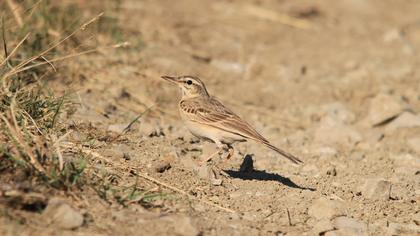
[0, 2, 166, 220]
[0, 1, 108, 193]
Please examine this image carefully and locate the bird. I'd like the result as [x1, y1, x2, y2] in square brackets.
[161, 75, 303, 165]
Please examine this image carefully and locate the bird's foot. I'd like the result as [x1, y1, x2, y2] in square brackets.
[210, 165, 230, 186]
[198, 149, 222, 166]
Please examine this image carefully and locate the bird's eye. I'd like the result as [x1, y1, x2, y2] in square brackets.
[186, 80, 192, 85]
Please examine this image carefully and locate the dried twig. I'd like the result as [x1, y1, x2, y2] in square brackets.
[122, 105, 155, 134]
[2, 13, 104, 79]
[286, 208, 292, 226]
[110, 105, 155, 142]
[5, 42, 129, 77]
[0, 33, 30, 67]
[62, 143, 236, 213]
[6, 0, 24, 28]
[0, 112, 45, 173]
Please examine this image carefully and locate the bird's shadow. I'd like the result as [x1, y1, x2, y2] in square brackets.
[224, 155, 316, 191]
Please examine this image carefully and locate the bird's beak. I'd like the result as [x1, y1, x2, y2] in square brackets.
[161, 75, 178, 84]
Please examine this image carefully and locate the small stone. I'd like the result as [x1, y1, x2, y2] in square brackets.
[414, 212, 420, 225]
[308, 197, 345, 220]
[383, 28, 403, 43]
[360, 178, 391, 200]
[239, 155, 254, 173]
[42, 198, 84, 230]
[366, 93, 404, 126]
[326, 166, 337, 176]
[154, 162, 171, 173]
[211, 178, 223, 186]
[386, 111, 420, 131]
[123, 152, 131, 160]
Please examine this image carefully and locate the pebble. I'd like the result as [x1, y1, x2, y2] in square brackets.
[414, 212, 420, 225]
[308, 197, 345, 220]
[41, 198, 84, 230]
[366, 93, 404, 126]
[326, 166, 337, 176]
[383, 28, 403, 43]
[386, 111, 420, 131]
[154, 162, 171, 173]
[360, 178, 391, 200]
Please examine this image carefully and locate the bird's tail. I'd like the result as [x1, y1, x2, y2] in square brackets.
[263, 142, 303, 164]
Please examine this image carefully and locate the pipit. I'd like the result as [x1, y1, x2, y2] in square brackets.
[161, 75, 303, 165]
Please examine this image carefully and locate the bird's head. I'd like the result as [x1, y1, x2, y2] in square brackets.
[161, 75, 210, 98]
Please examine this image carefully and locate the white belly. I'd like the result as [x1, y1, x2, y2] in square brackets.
[183, 118, 245, 145]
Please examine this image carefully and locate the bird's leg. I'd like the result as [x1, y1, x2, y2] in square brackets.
[215, 144, 233, 178]
[199, 140, 224, 165]
[223, 144, 234, 160]
[200, 149, 221, 165]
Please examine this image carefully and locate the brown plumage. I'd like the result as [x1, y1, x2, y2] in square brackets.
[162, 75, 302, 164]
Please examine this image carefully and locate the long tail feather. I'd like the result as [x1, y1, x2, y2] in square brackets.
[263, 142, 303, 164]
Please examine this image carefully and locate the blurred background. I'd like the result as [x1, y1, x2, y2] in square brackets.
[1, 0, 420, 235]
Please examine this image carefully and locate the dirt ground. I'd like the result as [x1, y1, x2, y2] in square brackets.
[2, 0, 420, 235]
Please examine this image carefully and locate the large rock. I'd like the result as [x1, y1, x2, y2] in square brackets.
[366, 93, 404, 126]
[41, 198, 84, 230]
[360, 178, 391, 200]
[308, 197, 345, 220]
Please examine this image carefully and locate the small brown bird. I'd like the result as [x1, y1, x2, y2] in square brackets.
[161, 75, 302, 164]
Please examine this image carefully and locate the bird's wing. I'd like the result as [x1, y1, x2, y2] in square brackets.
[180, 97, 303, 164]
[180, 97, 268, 142]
